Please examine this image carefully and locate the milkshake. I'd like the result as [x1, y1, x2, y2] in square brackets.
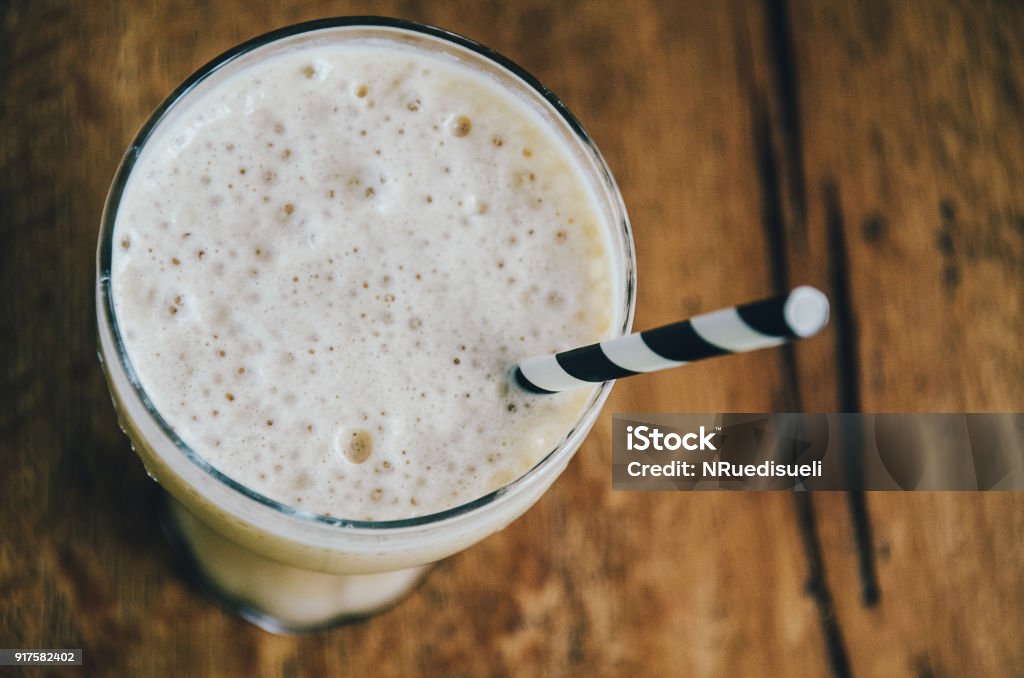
[97, 18, 634, 630]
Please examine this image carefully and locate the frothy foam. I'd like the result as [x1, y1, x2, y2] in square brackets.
[112, 40, 615, 521]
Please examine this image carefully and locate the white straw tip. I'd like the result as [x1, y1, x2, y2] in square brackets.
[784, 286, 830, 337]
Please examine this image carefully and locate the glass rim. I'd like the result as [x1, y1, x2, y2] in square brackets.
[97, 16, 636, 531]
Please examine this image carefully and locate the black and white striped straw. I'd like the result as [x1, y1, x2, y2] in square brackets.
[513, 286, 829, 394]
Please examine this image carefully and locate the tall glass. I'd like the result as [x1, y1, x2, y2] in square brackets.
[96, 17, 635, 633]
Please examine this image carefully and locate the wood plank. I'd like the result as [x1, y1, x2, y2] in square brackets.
[786, 2, 1024, 676]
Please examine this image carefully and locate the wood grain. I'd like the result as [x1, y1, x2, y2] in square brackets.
[2, 1, 1021, 676]
[788, 3, 1024, 676]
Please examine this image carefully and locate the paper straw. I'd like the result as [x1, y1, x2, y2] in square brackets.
[514, 286, 830, 394]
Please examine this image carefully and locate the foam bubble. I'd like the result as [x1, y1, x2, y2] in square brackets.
[337, 428, 374, 464]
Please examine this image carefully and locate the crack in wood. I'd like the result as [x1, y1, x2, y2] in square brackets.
[764, 0, 808, 245]
[795, 492, 853, 678]
[748, 0, 881, 673]
[824, 181, 880, 610]
[743, 13, 854, 673]
[823, 182, 862, 415]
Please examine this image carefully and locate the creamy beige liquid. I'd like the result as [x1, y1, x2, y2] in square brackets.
[111, 39, 614, 522]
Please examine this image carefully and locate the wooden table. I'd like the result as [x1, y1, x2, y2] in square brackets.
[3, 2, 1022, 676]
